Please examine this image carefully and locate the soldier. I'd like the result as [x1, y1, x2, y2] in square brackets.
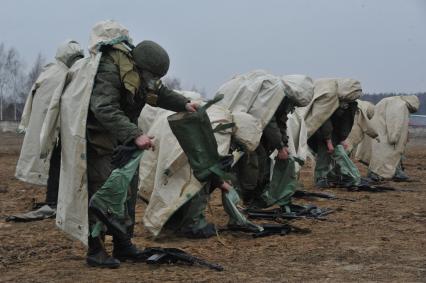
[368, 95, 419, 182]
[84, 38, 198, 267]
[306, 79, 362, 189]
[237, 96, 295, 205]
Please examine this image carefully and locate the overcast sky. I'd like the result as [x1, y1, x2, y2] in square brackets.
[1, 0, 425, 96]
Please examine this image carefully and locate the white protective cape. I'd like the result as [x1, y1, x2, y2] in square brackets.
[15, 40, 83, 186]
[139, 71, 314, 236]
[346, 100, 377, 154]
[40, 20, 132, 245]
[368, 95, 420, 178]
[297, 78, 363, 139]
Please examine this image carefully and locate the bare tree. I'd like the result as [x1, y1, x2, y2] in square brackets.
[0, 44, 30, 120]
[26, 52, 45, 92]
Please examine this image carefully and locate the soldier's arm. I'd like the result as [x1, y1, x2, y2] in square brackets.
[90, 52, 143, 144]
[335, 102, 357, 142]
[263, 116, 285, 150]
[156, 85, 189, 112]
[276, 114, 289, 148]
[318, 119, 333, 141]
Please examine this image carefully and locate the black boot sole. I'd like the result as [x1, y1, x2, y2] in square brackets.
[86, 259, 120, 269]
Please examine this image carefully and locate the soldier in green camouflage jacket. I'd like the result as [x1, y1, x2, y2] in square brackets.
[86, 40, 197, 268]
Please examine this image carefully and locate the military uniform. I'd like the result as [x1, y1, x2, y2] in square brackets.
[86, 42, 188, 265]
[308, 101, 361, 187]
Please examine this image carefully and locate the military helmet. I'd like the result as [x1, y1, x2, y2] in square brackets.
[132, 40, 170, 77]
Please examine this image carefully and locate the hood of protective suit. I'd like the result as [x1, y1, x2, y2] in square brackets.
[401, 95, 420, 113]
[357, 100, 375, 119]
[55, 40, 84, 67]
[298, 78, 340, 138]
[336, 78, 363, 102]
[282, 75, 314, 107]
[88, 20, 133, 54]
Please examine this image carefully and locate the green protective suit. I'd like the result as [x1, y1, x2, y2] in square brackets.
[164, 183, 211, 233]
[259, 158, 300, 208]
[309, 102, 361, 187]
[86, 44, 188, 236]
[89, 150, 143, 237]
[314, 144, 361, 187]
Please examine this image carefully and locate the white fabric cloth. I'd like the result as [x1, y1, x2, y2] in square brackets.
[297, 78, 363, 139]
[297, 79, 340, 139]
[369, 95, 419, 178]
[281, 75, 314, 107]
[15, 40, 83, 186]
[55, 55, 101, 245]
[216, 70, 287, 130]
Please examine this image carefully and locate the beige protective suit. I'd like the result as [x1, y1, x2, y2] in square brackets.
[368, 95, 420, 179]
[346, 100, 377, 155]
[297, 78, 363, 140]
[15, 40, 83, 186]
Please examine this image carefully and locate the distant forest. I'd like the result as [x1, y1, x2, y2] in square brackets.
[363, 93, 426, 115]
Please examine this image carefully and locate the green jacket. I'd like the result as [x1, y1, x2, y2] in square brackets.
[87, 45, 188, 155]
[261, 100, 292, 152]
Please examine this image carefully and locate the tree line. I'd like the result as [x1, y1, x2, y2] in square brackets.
[0, 43, 45, 121]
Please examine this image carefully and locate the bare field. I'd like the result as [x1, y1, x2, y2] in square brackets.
[0, 132, 425, 283]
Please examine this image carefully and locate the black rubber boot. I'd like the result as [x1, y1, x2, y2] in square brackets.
[179, 223, 217, 239]
[315, 178, 330, 189]
[112, 235, 145, 262]
[367, 171, 384, 183]
[393, 165, 410, 182]
[86, 236, 120, 268]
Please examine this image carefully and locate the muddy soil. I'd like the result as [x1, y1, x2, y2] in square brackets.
[0, 132, 425, 282]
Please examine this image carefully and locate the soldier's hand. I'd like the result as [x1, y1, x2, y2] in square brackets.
[326, 139, 334, 153]
[341, 140, 349, 150]
[219, 181, 232, 193]
[277, 147, 289, 160]
[185, 101, 199, 112]
[134, 134, 155, 151]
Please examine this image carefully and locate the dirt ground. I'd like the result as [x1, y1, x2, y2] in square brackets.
[0, 132, 425, 283]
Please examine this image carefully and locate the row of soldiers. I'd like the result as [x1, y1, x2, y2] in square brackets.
[13, 20, 419, 268]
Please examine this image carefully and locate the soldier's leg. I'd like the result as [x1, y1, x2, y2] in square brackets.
[314, 141, 333, 187]
[124, 170, 139, 237]
[45, 140, 61, 205]
[249, 145, 271, 207]
[86, 147, 119, 268]
[166, 184, 215, 238]
[262, 159, 297, 207]
[330, 145, 361, 187]
[111, 169, 145, 261]
[393, 156, 409, 181]
[235, 150, 260, 205]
